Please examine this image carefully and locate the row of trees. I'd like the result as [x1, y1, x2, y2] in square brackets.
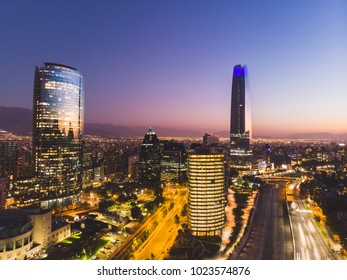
[301, 171, 347, 251]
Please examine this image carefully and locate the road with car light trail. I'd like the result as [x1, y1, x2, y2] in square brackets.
[289, 183, 337, 260]
[230, 183, 293, 260]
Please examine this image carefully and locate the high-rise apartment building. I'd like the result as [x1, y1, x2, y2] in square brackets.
[188, 143, 225, 237]
[33, 63, 84, 209]
[230, 64, 252, 172]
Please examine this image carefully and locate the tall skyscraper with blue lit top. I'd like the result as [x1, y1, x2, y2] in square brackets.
[33, 63, 84, 209]
[230, 64, 252, 172]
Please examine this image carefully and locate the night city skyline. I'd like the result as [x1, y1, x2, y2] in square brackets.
[1, 1, 347, 137]
[1, 1, 347, 264]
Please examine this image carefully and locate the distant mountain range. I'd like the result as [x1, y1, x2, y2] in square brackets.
[85, 123, 205, 137]
[0, 106, 205, 137]
[0, 106, 346, 139]
[0, 106, 33, 135]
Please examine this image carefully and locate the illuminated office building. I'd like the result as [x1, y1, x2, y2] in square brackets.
[230, 64, 252, 172]
[128, 154, 139, 181]
[160, 140, 187, 183]
[188, 144, 225, 236]
[139, 128, 161, 188]
[0, 141, 18, 178]
[33, 63, 84, 209]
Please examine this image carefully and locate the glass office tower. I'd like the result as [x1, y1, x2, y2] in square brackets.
[33, 63, 84, 209]
[230, 64, 252, 172]
[139, 128, 161, 188]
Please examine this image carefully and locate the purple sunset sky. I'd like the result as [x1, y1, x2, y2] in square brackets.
[1, 0, 347, 136]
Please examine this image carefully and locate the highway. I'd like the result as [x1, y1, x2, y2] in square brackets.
[230, 183, 293, 260]
[289, 183, 337, 260]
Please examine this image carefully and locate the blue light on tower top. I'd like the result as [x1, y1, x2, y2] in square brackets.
[233, 64, 247, 78]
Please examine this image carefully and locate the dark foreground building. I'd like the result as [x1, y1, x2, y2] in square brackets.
[138, 128, 161, 188]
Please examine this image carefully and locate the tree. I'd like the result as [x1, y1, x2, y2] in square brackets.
[144, 201, 156, 212]
[131, 206, 143, 221]
[174, 214, 180, 224]
[118, 193, 127, 203]
[181, 204, 188, 216]
[98, 199, 114, 213]
[154, 186, 164, 203]
[229, 168, 239, 178]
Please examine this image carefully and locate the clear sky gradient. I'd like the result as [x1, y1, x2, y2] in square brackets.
[1, 0, 346, 137]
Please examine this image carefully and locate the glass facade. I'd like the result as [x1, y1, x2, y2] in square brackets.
[188, 151, 225, 236]
[0, 141, 18, 178]
[230, 64, 252, 171]
[139, 128, 161, 187]
[160, 140, 187, 183]
[33, 63, 84, 209]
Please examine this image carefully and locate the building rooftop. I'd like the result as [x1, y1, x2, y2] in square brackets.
[0, 211, 33, 239]
[44, 62, 78, 71]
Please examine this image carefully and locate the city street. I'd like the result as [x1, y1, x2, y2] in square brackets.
[132, 188, 187, 260]
[108, 186, 187, 260]
[107, 204, 165, 260]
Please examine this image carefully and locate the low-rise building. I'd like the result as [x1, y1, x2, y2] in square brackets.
[0, 208, 70, 260]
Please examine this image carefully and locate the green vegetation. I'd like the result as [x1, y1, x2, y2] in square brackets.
[131, 205, 143, 220]
[181, 203, 188, 216]
[314, 215, 321, 223]
[313, 218, 330, 247]
[46, 232, 109, 260]
[223, 192, 251, 254]
[303, 200, 310, 210]
[174, 214, 180, 224]
[123, 220, 159, 258]
[168, 230, 221, 260]
[300, 171, 347, 251]
[98, 199, 114, 212]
